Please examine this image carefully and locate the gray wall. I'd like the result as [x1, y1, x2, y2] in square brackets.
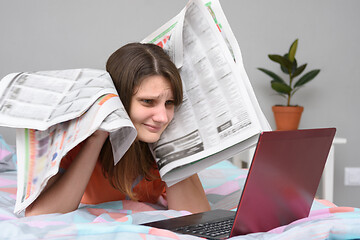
[0, 0, 359, 207]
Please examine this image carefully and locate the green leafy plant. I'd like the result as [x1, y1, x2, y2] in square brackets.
[258, 39, 320, 106]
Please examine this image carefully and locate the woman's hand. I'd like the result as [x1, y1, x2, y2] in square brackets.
[166, 174, 210, 214]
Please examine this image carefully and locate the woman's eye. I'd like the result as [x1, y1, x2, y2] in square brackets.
[166, 100, 175, 106]
[142, 99, 153, 104]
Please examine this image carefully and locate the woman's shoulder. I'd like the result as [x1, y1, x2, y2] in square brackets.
[134, 175, 166, 204]
[60, 141, 86, 169]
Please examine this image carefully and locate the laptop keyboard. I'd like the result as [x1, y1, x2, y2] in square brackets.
[174, 218, 234, 238]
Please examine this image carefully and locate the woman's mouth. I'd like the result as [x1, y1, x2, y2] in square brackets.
[143, 124, 162, 133]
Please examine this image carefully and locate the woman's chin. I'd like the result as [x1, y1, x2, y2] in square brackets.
[137, 134, 161, 144]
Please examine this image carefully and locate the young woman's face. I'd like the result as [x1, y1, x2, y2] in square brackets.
[129, 75, 175, 143]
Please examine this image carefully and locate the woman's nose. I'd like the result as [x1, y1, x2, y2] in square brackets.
[152, 105, 168, 123]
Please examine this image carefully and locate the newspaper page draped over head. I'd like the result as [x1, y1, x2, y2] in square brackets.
[142, 0, 271, 186]
[0, 69, 137, 214]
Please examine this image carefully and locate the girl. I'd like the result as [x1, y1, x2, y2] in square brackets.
[25, 43, 210, 216]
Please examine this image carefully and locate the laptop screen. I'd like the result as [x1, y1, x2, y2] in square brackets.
[230, 128, 336, 236]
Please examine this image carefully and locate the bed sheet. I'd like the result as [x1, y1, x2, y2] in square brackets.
[1, 161, 360, 240]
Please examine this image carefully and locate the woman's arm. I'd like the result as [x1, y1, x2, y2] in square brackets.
[25, 130, 109, 216]
[166, 174, 210, 214]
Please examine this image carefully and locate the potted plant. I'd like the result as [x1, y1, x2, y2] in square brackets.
[258, 39, 320, 130]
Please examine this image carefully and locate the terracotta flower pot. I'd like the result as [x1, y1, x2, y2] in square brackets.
[272, 105, 304, 131]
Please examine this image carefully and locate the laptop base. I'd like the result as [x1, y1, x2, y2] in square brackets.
[143, 209, 235, 239]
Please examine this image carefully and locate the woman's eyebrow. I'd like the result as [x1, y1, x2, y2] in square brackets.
[136, 94, 160, 99]
[137, 92, 174, 99]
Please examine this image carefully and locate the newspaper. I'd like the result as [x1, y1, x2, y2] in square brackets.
[0, 0, 270, 214]
[0, 69, 137, 213]
[143, 0, 270, 185]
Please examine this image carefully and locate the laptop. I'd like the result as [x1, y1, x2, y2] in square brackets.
[143, 128, 336, 239]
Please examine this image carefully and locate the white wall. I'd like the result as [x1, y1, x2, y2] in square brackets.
[1, 0, 359, 207]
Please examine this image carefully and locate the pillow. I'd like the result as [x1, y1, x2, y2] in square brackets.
[0, 135, 17, 172]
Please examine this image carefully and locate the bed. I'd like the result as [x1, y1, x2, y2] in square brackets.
[1, 136, 360, 239]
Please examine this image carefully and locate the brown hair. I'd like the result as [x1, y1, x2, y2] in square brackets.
[101, 42, 183, 200]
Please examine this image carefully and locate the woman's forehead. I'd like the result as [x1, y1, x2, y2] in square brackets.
[134, 75, 173, 97]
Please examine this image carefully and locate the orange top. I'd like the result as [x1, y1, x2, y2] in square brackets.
[60, 143, 166, 205]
